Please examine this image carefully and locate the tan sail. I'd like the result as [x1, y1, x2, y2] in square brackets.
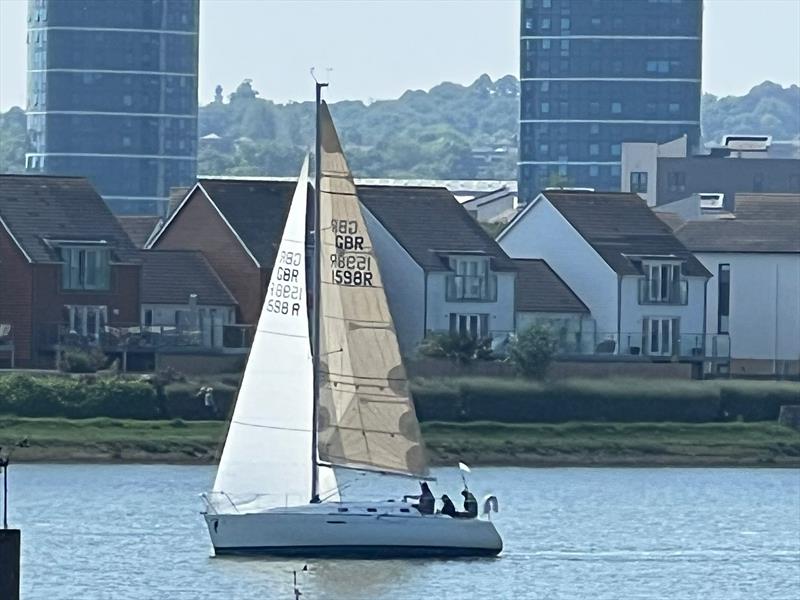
[316, 101, 429, 478]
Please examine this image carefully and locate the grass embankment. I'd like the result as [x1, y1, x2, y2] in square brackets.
[2, 417, 799, 467]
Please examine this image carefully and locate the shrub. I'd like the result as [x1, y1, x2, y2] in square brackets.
[60, 348, 107, 374]
[508, 325, 557, 379]
[417, 333, 494, 364]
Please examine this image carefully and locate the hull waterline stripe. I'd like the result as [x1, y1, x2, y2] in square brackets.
[213, 545, 499, 558]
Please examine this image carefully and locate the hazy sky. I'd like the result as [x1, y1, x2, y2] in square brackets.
[1, 0, 798, 110]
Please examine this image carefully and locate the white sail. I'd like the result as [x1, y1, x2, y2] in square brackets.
[316, 102, 429, 478]
[214, 156, 338, 508]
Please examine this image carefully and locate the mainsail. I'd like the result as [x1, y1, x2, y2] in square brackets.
[214, 156, 338, 507]
[316, 102, 429, 478]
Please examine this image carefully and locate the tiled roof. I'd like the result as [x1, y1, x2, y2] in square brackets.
[197, 178, 310, 267]
[0, 174, 139, 263]
[734, 193, 800, 221]
[141, 250, 237, 305]
[358, 185, 516, 271]
[117, 216, 161, 248]
[675, 219, 800, 253]
[513, 259, 588, 313]
[541, 191, 710, 277]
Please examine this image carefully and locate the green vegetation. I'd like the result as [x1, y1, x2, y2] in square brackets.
[2, 79, 796, 179]
[508, 325, 557, 379]
[417, 332, 494, 364]
[2, 373, 798, 424]
[1, 417, 797, 466]
[411, 377, 800, 424]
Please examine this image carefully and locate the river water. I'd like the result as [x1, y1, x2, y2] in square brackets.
[8, 465, 800, 599]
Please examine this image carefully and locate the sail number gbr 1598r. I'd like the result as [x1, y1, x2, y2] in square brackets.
[330, 219, 374, 287]
[265, 249, 303, 316]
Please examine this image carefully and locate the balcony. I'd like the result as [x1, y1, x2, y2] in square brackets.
[445, 274, 498, 302]
[38, 323, 254, 354]
[557, 331, 730, 361]
[638, 277, 688, 305]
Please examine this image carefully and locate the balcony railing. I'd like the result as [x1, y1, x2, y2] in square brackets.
[555, 331, 730, 360]
[638, 278, 688, 305]
[38, 323, 254, 352]
[445, 274, 498, 302]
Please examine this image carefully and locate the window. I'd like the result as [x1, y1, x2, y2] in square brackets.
[611, 144, 621, 157]
[611, 102, 622, 114]
[542, 39, 551, 49]
[610, 165, 620, 177]
[589, 143, 599, 156]
[449, 313, 489, 338]
[560, 18, 570, 30]
[542, 0, 551, 7]
[630, 171, 648, 193]
[668, 103, 680, 113]
[541, 102, 550, 114]
[589, 123, 600, 135]
[63, 305, 107, 341]
[540, 81, 549, 92]
[589, 165, 599, 177]
[541, 17, 551, 29]
[645, 317, 676, 356]
[718, 264, 730, 333]
[447, 257, 492, 301]
[60, 247, 110, 290]
[667, 171, 686, 192]
[643, 262, 682, 303]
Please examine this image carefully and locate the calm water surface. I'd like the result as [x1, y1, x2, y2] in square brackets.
[10, 465, 800, 599]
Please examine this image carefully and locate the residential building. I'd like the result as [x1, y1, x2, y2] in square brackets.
[25, 0, 199, 216]
[140, 250, 239, 350]
[0, 174, 141, 367]
[149, 178, 518, 356]
[146, 178, 305, 326]
[621, 135, 800, 208]
[513, 258, 591, 354]
[498, 190, 718, 367]
[359, 185, 517, 355]
[519, 0, 703, 200]
[673, 194, 800, 377]
[118, 215, 163, 248]
[460, 186, 520, 224]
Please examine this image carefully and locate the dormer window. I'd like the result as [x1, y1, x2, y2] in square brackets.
[59, 246, 110, 290]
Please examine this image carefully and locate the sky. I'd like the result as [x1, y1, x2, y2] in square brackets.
[0, 0, 798, 110]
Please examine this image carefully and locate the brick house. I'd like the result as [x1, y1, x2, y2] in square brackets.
[146, 178, 304, 325]
[0, 175, 141, 367]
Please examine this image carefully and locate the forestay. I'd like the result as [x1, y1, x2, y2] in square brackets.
[316, 102, 429, 478]
[213, 156, 338, 509]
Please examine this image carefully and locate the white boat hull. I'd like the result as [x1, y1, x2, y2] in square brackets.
[203, 501, 502, 558]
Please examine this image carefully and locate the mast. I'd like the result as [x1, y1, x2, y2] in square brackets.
[310, 79, 328, 503]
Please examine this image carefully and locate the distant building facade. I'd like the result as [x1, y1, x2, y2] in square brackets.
[25, 0, 199, 216]
[518, 0, 703, 201]
[621, 135, 800, 209]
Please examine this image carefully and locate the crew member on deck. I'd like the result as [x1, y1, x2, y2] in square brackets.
[412, 482, 435, 515]
[440, 494, 457, 518]
[461, 488, 478, 519]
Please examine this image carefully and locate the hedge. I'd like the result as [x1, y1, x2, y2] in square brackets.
[409, 377, 800, 424]
[0, 374, 797, 423]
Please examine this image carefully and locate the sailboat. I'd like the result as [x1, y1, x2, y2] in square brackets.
[200, 92, 503, 558]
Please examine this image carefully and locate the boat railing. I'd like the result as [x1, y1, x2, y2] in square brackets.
[201, 491, 315, 513]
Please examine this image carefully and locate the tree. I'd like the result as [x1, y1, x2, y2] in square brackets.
[508, 325, 557, 379]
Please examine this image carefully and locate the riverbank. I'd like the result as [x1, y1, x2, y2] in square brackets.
[2, 417, 798, 467]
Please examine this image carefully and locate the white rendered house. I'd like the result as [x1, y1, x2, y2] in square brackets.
[498, 190, 718, 364]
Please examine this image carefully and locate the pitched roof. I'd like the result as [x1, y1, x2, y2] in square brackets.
[117, 216, 161, 248]
[513, 259, 588, 313]
[675, 219, 800, 253]
[197, 179, 304, 267]
[539, 191, 709, 277]
[358, 185, 516, 271]
[655, 211, 685, 232]
[734, 193, 800, 221]
[0, 174, 140, 263]
[141, 250, 237, 305]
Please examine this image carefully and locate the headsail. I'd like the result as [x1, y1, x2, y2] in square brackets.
[316, 101, 429, 478]
[214, 156, 338, 507]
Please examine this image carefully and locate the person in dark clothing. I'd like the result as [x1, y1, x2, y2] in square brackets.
[461, 489, 478, 518]
[440, 495, 457, 518]
[412, 482, 435, 515]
